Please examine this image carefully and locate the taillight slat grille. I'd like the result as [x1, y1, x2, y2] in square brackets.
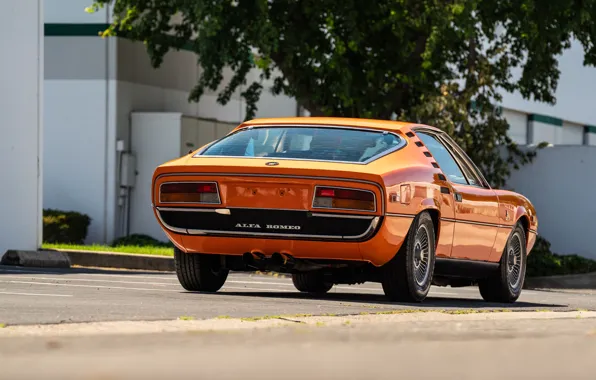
[312, 186, 376, 212]
[159, 181, 221, 204]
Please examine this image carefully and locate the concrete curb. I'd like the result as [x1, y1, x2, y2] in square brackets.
[62, 251, 289, 276]
[0, 249, 291, 275]
[63, 250, 175, 272]
[525, 272, 596, 290]
[0, 250, 71, 268]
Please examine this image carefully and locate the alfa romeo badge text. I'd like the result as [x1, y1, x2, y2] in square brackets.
[235, 223, 301, 230]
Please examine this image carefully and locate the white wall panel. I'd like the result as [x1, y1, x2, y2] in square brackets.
[559, 121, 585, 145]
[0, 0, 44, 256]
[43, 80, 108, 243]
[502, 108, 527, 145]
[528, 121, 557, 145]
[587, 130, 596, 146]
[44, 0, 108, 23]
[197, 94, 244, 123]
[129, 113, 183, 241]
[506, 146, 596, 259]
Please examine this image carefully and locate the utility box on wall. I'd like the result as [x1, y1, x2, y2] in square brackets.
[129, 112, 238, 241]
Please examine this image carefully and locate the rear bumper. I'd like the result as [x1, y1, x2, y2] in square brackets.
[155, 206, 381, 242]
[156, 206, 413, 267]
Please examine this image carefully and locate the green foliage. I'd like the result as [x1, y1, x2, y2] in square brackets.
[43, 209, 91, 244]
[527, 236, 596, 277]
[88, 0, 596, 186]
[111, 233, 173, 248]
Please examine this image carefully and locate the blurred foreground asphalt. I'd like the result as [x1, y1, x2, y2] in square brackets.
[1, 312, 595, 380]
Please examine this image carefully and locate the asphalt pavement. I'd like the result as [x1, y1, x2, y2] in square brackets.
[1, 265, 596, 379]
[1, 265, 595, 325]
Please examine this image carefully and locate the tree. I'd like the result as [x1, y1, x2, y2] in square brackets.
[87, 0, 595, 187]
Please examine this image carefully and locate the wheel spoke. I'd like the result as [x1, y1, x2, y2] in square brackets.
[413, 224, 432, 287]
[507, 232, 524, 289]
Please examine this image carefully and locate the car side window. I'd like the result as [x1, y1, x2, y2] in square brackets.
[438, 134, 488, 188]
[416, 132, 468, 185]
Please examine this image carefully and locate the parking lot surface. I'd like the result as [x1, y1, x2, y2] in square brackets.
[1, 265, 595, 325]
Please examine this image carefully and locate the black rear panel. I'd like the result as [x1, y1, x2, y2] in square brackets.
[157, 208, 379, 241]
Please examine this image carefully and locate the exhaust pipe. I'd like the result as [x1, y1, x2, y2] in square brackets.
[242, 251, 266, 270]
[270, 252, 295, 272]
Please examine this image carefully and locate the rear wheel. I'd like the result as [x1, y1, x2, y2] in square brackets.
[478, 223, 527, 303]
[174, 248, 229, 292]
[292, 272, 333, 294]
[381, 211, 436, 302]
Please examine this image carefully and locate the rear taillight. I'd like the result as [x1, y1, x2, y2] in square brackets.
[312, 186, 376, 212]
[159, 182, 221, 204]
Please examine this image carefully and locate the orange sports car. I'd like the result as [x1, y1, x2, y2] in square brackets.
[152, 117, 538, 303]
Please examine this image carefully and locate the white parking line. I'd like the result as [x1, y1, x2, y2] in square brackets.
[0, 268, 178, 281]
[229, 280, 386, 292]
[0, 275, 179, 287]
[0, 274, 300, 290]
[0, 268, 296, 284]
[0, 280, 182, 293]
[0, 275, 366, 294]
[0, 279, 298, 295]
[0, 291, 72, 297]
[223, 286, 293, 293]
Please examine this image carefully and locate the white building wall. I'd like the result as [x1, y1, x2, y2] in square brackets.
[129, 113, 183, 241]
[43, 32, 118, 244]
[44, 80, 108, 243]
[506, 146, 596, 260]
[559, 121, 585, 145]
[527, 116, 559, 145]
[586, 128, 596, 146]
[41, 0, 297, 244]
[0, 0, 44, 256]
[44, 0, 112, 23]
[501, 108, 528, 145]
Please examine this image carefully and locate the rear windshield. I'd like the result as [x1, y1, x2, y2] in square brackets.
[197, 126, 404, 163]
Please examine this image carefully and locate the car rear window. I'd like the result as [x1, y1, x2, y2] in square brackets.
[196, 126, 404, 163]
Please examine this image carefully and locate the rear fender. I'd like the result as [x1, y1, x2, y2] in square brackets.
[385, 180, 442, 245]
[392, 196, 441, 246]
[418, 198, 441, 243]
[513, 206, 537, 254]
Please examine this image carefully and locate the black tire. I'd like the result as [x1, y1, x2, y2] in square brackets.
[174, 248, 229, 292]
[292, 272, 333, 294]
[381, 211, 436, 303]
[478, 223, 527, 303]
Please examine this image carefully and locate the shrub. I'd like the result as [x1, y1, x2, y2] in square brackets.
[43, 209, 91, 244]
[111, 233, 173, 248]
[527, 235, 596, 277]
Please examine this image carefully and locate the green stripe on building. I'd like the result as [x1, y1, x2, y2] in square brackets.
[45, 23, 110, 36]
[528, 114, 563, 126]
[44, 23, 195, 52]
[586, 125, 596, 134]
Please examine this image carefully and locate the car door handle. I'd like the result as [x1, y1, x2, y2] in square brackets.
[454, 192, 462, 202]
